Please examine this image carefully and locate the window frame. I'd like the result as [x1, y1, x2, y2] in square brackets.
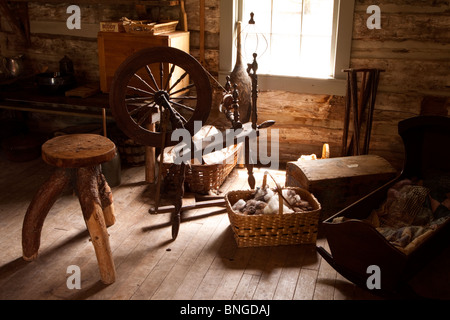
[219, 0, 355, 96]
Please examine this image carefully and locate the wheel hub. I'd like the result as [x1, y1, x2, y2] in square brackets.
[154, 90, 170, 107]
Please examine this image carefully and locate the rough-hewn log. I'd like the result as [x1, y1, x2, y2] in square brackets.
[22, 168, 71, 261]
[97, 170, 116, 227]
[76, 166, 116, 284]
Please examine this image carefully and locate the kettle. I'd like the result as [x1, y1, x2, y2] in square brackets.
[2, 54, 25, 78]
[59, 55, 74, 75]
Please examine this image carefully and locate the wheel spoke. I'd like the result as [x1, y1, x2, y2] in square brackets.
[136, 103, 157, 126]
[169, 99, 195, 112]
[127, 85, 155, 96]
[125, 96, 154, 102]
[168, 71, 188, 93]
[170, 83, 195, 96]
[145, 65, 160, 91]
[128, 101, 155, 116]
[133, 73, 157, 93]
[160, 62, 164, 90]
[170, 95, 197, 100]
[164, 64, 176, 91]
[168, 105, 188, 124]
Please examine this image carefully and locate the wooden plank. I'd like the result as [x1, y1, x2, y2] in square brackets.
[211, 246, 254, 300]
[30, 21, 99, 38]
[169, 171, 245, 299]
[312, 238, 337, 300]
[170, 215, 230, 299]
[186, 172, 249, 300]
[151, 205, 226, 299]
[251, 246, 288, 300]
[272, 246, 307, 300]
[129, 220, 203, 300]
[293, 268, 318, 300]
[231, 273, 259, 300]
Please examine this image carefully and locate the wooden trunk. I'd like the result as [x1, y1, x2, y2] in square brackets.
[285, 155, 397, 220]
[97, 31, 190, 93]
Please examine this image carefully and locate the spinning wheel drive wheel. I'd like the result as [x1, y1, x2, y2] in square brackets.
[109, 46, 212, 148]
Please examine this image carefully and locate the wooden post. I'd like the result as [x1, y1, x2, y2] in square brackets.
[145, 122, 156, 183]
[199, 0, 205, 65]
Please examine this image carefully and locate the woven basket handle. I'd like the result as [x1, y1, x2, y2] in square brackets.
[263, 171, 296, 215]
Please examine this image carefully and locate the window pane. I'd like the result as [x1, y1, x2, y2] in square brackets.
[241, 0, 335, 79]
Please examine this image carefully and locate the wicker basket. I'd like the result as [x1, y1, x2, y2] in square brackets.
[159, 143, 242, 194]
[225, 187, 321, 247]
[123, 20, 178, 35]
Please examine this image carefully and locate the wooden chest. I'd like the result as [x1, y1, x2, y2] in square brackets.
[97, 31, 189, 92]
[286, 155, 397, 220]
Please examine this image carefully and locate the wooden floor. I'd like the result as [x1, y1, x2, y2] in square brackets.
[0, 153, 448, 301]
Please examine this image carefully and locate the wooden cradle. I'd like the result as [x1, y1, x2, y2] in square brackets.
[317, 115, 450, 298]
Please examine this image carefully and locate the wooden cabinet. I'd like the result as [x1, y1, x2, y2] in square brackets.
[97, 31, 189, 93]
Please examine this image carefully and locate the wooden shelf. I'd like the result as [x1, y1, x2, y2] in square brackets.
[6, 0, 180, 5]
[2, 0, 186, 43]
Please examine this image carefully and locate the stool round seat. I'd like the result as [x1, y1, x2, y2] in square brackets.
[42, 134, 116, 168]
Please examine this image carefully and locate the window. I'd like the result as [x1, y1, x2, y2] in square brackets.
[219, 0, 355, 95]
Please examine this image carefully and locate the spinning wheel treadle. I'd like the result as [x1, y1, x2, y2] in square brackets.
[109, 46, 212, 148]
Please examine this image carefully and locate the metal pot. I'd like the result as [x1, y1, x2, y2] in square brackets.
[36, 71, 76, 93]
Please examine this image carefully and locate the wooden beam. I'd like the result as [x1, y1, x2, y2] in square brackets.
[179, 0, 188, 31]
[0, 0, 30, 44]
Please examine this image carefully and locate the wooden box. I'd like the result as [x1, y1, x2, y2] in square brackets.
[97, 31, 189, 93]
[286, 155, 397, 220]
[100, 21, 125, 33]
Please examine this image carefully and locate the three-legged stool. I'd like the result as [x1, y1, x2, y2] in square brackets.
[22, 134, 118, 284]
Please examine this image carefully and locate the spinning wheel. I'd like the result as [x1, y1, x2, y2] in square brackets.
[109, 46, 272, 240]
[109, 46, 212, 148]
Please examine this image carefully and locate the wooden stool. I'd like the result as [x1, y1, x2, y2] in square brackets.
[22, 134, 117, 284]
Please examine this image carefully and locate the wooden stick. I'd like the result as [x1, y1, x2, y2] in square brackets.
[341, 74, 351, 156]
[346, 70, 373, 155]
[265, 171, 296, 214]
[349, 70, 360, 155]
[364, 70, 381, 154]
[262, 171, 268, 189]
[102, 108, 107, 137]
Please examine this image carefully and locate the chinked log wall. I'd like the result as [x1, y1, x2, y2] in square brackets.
[1, 0, 449, 170]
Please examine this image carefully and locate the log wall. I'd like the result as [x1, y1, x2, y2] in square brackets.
[1, 0, 449, 170]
